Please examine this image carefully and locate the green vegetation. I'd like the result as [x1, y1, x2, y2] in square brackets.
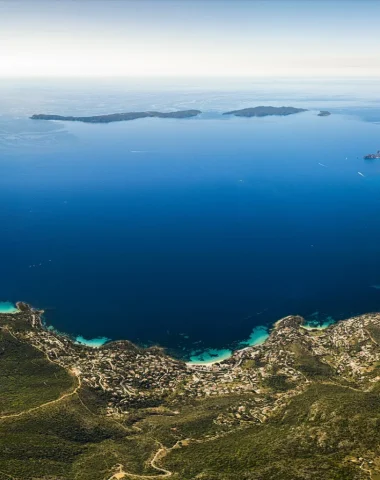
[0, 394, 159, 479]
[263, 374, 295, 392]
[136, 394, 258, 447]
[2, 311, 380, 479]
[367, 325, 380, 344]
[0, 330, 73, 415]
[0, 320, 160, 479]
[163, 383, 380, 479]
[289, 342, 336, 379]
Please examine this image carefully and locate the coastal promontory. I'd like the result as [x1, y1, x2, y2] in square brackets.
[223, 106, 308, 117]
[31, 109, 202, 123]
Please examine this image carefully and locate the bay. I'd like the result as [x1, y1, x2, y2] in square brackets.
[1, 78, 380, 360]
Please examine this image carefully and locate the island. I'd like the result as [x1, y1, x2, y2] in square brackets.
[318, 110, 331, 116]
[364, 150, 380, 159]
[3, 303, 380, 478]
[223, 106, 308, 117]
[30, 109, 202, 123]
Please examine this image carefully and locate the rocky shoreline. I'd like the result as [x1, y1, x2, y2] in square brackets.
[3, 303, 380, 423]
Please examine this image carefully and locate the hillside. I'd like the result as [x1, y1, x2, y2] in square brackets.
[1, 305, 380, 479]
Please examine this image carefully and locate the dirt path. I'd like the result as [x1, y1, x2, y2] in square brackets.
[360, 462, 373, 479]
[108, 464, 128, 480]
[322, 380, 363, 393]
[0, 469, 18, 480]
[149, 445, 173, 477]
[106, 440, 185, 479]
[113, 446, 172, 479]
[0, 368, 81, 421]
[0, 328, 81, 421]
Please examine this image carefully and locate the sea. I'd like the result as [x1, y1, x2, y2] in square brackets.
[1, 76, 380, 363]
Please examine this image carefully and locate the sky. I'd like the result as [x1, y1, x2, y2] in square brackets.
[0, 0, 379, 78]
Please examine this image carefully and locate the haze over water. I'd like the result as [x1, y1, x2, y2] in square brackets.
[1, 77, 380, 361]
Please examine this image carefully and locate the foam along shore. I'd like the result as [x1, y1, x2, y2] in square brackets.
[188, 325, 270, 365]
[75, 335, 110, 348]
[0, 301, 20, 314]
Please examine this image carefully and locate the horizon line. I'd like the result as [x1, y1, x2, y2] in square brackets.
[1, 74, 380, 79]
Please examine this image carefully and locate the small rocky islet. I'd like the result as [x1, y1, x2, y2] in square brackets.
[317, 110, 331, 116]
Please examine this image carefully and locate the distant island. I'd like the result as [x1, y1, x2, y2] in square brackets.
[30, 109, 202, 123]
[364, 150, 380, 159]
[31, 107, 314, 123]
[223, 106, 308, 117]
[318, 110, 331, 117]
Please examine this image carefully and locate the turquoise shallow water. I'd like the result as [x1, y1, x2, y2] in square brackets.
[302, 314, 335, 330]
[0, 302, 19, 314]
[75, 336, 110, 348]
[189, 325, 270, 364]
[0, 300, 331, 363]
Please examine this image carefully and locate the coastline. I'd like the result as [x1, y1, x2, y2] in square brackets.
[187, 325, 271, 365]
[3, 305, 380, 478]
[0, 300, 332, 366]
[1, 300, 270, 363]
[1, 301, 270, 364]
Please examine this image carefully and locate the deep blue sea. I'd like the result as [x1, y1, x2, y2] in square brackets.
[1, 77, 380, 361]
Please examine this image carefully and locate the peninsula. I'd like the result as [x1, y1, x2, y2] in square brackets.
[30, 109, 202, 123]
[3, 303, 380, 478]
[223, 106, 308, 117]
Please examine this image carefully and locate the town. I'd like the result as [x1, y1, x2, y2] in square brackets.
[3, 303, 380, 427]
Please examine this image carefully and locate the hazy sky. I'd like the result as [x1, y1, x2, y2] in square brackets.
[1, 0, 379, 77]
